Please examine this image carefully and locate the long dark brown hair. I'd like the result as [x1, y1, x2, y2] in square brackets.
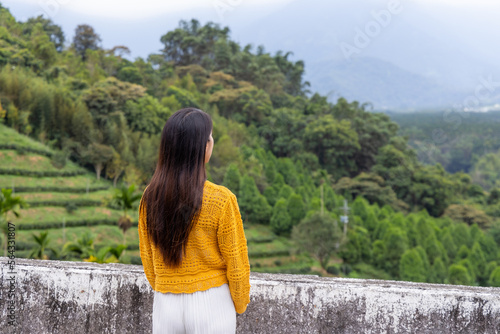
[141, 107, 212, 268]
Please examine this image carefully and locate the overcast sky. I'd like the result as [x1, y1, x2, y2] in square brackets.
[3, 0, 500, 61]
[7, 0, 500, 21]
[5, 0, 294, 20]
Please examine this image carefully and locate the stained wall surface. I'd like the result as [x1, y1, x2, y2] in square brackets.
[1, 258, 499, 333]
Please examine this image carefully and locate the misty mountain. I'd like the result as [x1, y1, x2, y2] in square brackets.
[232, 0, 500, 110]
[306, 57, 465, 111]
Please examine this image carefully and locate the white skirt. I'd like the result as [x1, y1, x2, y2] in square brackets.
[152, 283, 236, 334]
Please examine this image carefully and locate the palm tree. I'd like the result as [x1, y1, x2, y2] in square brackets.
[62, 231, 95, 260]
[112, 183, 141, 246]
[29, 231, 58, 260]
[83, 246, 113, 263]
[0, 188, 28, 257]
[84, 244, 126, 264]
[108, 244, 127, 262]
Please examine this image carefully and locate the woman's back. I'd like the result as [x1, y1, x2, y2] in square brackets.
[139, 179, 251, 314]
[139, 107, 250, 333]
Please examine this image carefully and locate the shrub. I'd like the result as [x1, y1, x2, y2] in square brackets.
[326, 265, 339, 275]
[340, 263, 352, 275]
[65, 203, 78, 214]
[50, 150, 67, 169]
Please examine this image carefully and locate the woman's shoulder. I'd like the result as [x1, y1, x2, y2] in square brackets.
[204, 179, 236, 202]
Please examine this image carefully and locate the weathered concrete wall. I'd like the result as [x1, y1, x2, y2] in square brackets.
[1, 257, 499, 334]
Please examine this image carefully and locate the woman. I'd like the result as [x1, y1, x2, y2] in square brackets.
[138, 108, 251, 334]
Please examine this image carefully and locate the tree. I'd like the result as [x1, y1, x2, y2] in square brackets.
[29, 231, 58, 260]
[487, 188, 500, 205]
[222, 163, 241, 197]
[303, 116, 360, 179]
[105, 150, 128, 187]
[488, 266, 500, 287]
[123, 95, 169, 135]
[270, 198, 292, 236]
[83, 244, 126, 264]
[78, 142, 114, 180]
[258, 107, 305, 158]
[334, 173, 406, 211]
[429, 257, 448, 284]
[371, 240, 386, 268]
[238, 175, 272, 224]
[214, 38, 231, 70]
[73, 24, 102, 61]
[372, 139, 415, 200]
[452, 223, 472, 249]
[423, 234, 447, 265]
[62, 231, 95, 260]
[399, 248, 427, 283]
[277, 184, 294, 201]
[477, 234, 498, 263]
[273, 51, 307, 96]
[408, 164, 455, 217]
[339, 226, 372, 264]
[468, 242, 487, 285]
[210, 135, 241, 178]
[117, 66, 143, 84]
[382, 227, 409, 277]
[112, 183, 142, 246]
[160, 19, 230, 67]
[443, 204, 492, 229]
[441, 229, 458, 262]
[471, 152, 500, 190]
[287, 193, 306, 226]
[457, 258, 476, 283]
[31, 23, 57, 69]
[23, 15, 65, 52]
[235, 87, 273, 126]
[291, 211, 344, 270]
[448, 264, 472, 286]
[0, 188, 28, 257]
[349, 110, 399, 173]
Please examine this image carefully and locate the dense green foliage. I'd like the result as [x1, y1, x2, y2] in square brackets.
[1, 5, 500, 286]
[390, 111, 500, 182]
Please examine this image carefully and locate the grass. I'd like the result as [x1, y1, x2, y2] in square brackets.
[251, 253, 315, 274]
[0, 125, 147, 264]
[244, 223, 276, 240]
[16, 189, 116, 202]
[0, 124, 53, 152]
[6, 206, 138, 224]
[351, 263, 393, 280]
[0, 174, 111, 188]
[247, 237, 291, 257]
[0, 150, 84, 172]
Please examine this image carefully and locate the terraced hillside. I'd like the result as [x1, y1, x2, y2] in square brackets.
[0, 124, 140, 261]
[0, 125, 319, 273]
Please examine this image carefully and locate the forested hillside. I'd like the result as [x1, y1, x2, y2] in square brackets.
[390, 111, 500, 188]
[1, 4, 500, 286]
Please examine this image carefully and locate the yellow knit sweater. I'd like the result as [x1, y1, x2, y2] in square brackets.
[138, 179, 251, 314]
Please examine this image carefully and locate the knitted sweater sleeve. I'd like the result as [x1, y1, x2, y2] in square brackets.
[138, 195, 156, 290]
[217, 192, 251, 314]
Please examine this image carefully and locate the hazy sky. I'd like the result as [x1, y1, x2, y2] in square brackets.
[7, 0, 294, 20]
[3, 0, 300, 59]
[8, 0, 500, 21]
[3, 0, 500, 62]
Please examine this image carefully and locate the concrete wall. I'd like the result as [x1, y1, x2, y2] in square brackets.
[1, 257, 499, 334]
